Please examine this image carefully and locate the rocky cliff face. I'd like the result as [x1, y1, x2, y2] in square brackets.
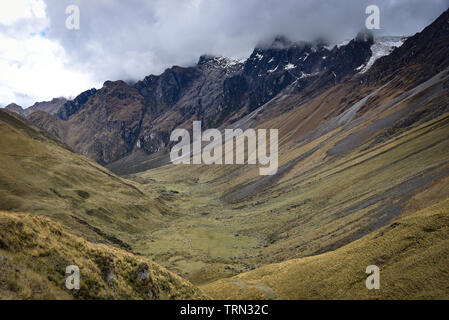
[224, 32, 374, 114]
[57, 88, 97, 120]
[25, 97, 68, 116]
[61, 81, 145, 164]
[4, 103, 25, 116]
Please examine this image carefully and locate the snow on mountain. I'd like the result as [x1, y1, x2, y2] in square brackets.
[214, 56, 246, 69]
[359, 36, 407, 74]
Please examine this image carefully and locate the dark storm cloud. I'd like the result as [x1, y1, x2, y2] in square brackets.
[43, 0, 449, 83]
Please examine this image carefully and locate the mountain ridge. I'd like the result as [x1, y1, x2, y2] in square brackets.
[25, 32, 385, 171]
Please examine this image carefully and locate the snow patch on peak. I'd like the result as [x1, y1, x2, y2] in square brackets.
[359, 36, 407, 74]
[300, 71, 319, 79]
[207, 56, 245, 70]
[268, 65, 279, 73]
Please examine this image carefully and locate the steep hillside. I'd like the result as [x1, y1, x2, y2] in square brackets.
[0, 211, 206, 300]
[0, 109, 209, 299]
[57, 81, 145, 164]
[0, 109, 168, 250]
[26, 111, 68, 142]
[201, 196, 449, 299]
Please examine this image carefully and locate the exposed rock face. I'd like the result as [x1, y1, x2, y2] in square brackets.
[62, 82, 144, 164]
[28, 82, 144, 164]
[224, 32, 374, 114]
[135, 263, 159, 299]
[57, 88, 97, 120]
[134, 56, 245, 156]
[25, 97, 68, 116]
[4, 103, 25, 116]
[14, 8, 449, 172]
[95, 255, 115, 288]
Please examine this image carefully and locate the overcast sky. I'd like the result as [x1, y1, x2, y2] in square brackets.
[1, 0, 448, 108]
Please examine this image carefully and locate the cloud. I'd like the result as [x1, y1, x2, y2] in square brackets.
[0, 0, 43, 26]
[0, 0, 99, 107]
[0, 32, 99, 107]
[1, 0, 448, 107]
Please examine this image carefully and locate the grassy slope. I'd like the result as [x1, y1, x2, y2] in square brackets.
[0, 211, 206, 300]
[0, 110, 169, 248]
[0, 110, 209, 299]
[201, 196, 449, 300]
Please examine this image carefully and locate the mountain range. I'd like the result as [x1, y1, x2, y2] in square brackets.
[4, 33, 405, 173]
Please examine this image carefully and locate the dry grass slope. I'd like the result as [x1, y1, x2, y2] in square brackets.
[128, 110, 449, 285]
[0, 211, 206, 300]
[202, 197, 449, 299]
[0, 109, 168, 248]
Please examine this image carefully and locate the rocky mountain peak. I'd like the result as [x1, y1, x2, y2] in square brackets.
[57, 88, 97, 120]
[198, 55, 244, 68]
[355, 30, 374, 43]
[197, 54, 216, 65]
[4, 103, 24, 116]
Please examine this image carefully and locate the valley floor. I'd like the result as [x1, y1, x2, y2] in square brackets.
[202, 195, 449, 299]
[124, 112, 449, 297]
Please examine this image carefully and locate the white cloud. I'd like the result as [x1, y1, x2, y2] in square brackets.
[0, 86, 16, 105]
[30, 0, 47, 19]
[0, 0, 99, 107]
[0, 0, 34, 26]
[0, 33, 99, 107]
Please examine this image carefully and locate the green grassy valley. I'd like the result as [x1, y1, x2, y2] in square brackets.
[202, 195, 449, 299]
